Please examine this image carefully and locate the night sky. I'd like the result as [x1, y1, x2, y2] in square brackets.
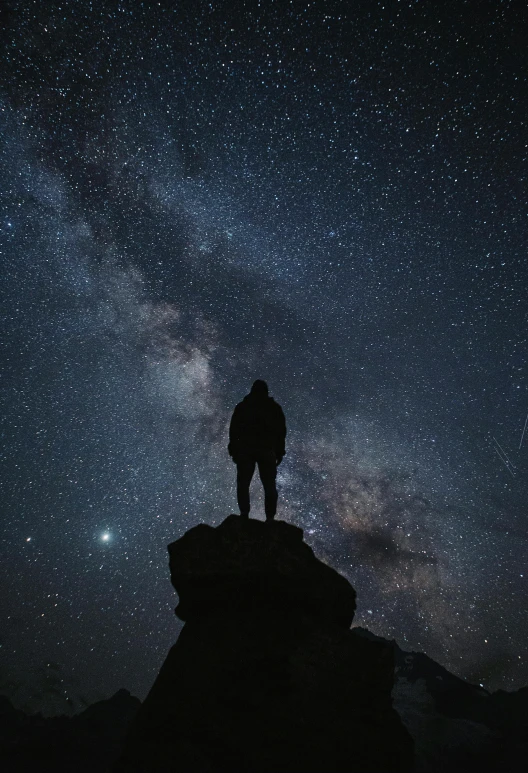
[1, 0, 527, 713]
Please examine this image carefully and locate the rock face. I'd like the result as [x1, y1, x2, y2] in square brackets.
[117, 515, 413, 772]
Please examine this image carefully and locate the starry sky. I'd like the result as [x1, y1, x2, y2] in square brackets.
[1, 0, 527, 713]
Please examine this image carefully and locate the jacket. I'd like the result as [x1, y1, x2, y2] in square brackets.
[228, 393, 286, 461]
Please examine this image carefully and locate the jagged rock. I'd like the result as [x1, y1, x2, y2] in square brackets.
[117, 516, 413, 772]
[169, 514, 357, 627]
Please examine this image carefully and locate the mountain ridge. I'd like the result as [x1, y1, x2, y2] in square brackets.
[1, 632, 527, 772]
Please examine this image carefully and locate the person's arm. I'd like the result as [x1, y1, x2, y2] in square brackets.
[275, 404, 286, 463]
[228, 404, 241, 459]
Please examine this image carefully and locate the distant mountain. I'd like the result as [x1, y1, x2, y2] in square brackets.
[0, 688, 140, 772]
[2, 636, 526, 772]
[354, 627, 528, 772]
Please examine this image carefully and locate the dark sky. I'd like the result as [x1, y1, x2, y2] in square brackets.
[1, 0, 527, 713]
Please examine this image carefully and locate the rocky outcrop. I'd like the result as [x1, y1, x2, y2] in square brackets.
[117, 515, 413, 772]
[169, 515, 357, 627]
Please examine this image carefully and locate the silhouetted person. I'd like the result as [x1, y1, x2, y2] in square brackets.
[228, 380, 286, 520]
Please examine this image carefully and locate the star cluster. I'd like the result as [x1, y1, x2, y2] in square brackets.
[1, 0, 526, 712]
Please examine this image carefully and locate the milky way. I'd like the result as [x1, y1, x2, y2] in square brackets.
[1, 0, 527, 712]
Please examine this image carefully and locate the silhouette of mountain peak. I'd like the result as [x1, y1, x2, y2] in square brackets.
[117, 515, 413, 772]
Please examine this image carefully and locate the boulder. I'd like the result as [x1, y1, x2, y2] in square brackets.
[169, 514, 357, 628]
[117, 516, 413, 772]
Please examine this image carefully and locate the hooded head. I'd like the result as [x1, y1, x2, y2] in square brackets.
[250, 379, 269, 397]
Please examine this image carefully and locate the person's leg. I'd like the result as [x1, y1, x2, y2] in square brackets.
[257, 455, 278, 520]
[236, 458, 255, 517]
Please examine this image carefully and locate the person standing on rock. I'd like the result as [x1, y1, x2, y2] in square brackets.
[228, 380, 286, 521]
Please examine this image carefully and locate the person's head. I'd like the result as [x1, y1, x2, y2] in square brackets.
[250, 379, 269, 397]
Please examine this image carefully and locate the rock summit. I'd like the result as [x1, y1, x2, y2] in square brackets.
[117, 515, 413, 772]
